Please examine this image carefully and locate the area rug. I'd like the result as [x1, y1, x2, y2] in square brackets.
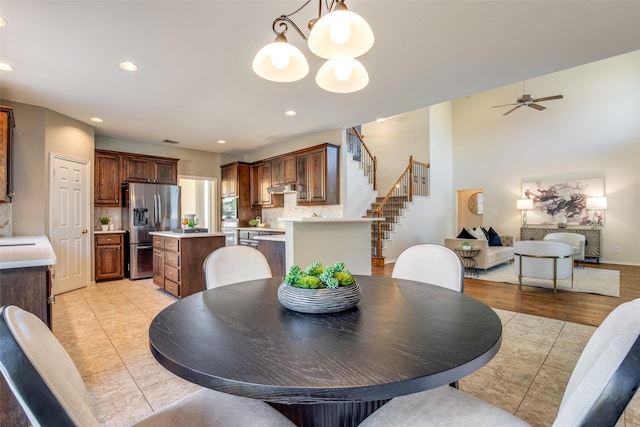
[478, 263, 620, 297]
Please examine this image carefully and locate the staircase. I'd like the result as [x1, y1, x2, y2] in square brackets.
[346, 126, 430, 265]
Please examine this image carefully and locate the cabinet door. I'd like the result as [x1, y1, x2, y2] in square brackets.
[221, 164, 237, 197]
[122, 156, 151, 182]
[153, 160, 178, 184]
[272, 154, 296, 185]
[95, 152, 121, 206]
[308, 148, 327, 204]
[153, 249, 165, 287]
[261, 161, 273, 206]
[0, 107, 14, 203]
[95, 245, 123, 280]
[296, 153, 310, 204]
[251, 162, 273, 207]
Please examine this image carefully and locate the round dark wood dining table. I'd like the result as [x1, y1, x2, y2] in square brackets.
[149, 275, 502, 427]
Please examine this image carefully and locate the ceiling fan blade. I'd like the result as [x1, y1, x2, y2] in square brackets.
[492, 103, 518, 108]
[503, 105, 523, 116]
[532, 95, 563, 103]
[528, 103, 546, 111]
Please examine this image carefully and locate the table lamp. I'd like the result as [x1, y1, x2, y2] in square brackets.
[517, 198, 534, 226]
[586, 196, 607, 229]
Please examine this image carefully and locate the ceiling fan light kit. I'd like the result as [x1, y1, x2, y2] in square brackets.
[252, 0, 374, 93]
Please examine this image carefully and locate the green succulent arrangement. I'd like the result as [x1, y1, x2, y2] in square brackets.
[284, 261, 355, 289]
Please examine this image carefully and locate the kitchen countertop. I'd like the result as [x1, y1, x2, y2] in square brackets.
[278, 217, 384, 223]
[253, 235, 286, 242]
[95, 230, 126, 234]
[149, 231, 225, 238]
[0, 235, 57, 269]
[237, 227, 285, 233]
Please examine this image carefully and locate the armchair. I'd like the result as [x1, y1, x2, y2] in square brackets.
[513, 240, 574, 294]
[543, 232, 586, 266]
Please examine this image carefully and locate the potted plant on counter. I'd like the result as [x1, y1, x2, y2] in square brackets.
[99, 216, 110, 231]
[278, 261, 362, 314]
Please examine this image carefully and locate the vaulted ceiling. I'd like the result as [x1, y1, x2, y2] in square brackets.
[1, 1, 639, 155]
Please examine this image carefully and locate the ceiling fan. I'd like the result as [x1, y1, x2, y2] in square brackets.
[493, 84, 563, 116]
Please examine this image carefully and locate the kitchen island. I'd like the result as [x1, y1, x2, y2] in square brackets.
[0, 235, 57, 426]
[281, 218, 383, 275]
[150, 231, 225, 298]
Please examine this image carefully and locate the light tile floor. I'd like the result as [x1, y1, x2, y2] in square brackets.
[52, 279, 640, 426]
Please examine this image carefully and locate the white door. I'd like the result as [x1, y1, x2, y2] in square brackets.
[50, 154, 90, 295]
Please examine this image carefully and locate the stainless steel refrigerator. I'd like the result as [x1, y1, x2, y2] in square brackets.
[122, 183, 181, 279]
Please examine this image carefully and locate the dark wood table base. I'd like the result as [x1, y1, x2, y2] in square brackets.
[269, 400, 390, 427]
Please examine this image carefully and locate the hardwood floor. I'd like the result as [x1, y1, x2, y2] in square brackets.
[372, 262, 640, 327]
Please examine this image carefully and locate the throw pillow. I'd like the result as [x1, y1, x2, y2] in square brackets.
[472, 228, 487, 240]
[487, 227, 503, 246]
[480, 226, 490, 239]
[456, 228, 476, 239]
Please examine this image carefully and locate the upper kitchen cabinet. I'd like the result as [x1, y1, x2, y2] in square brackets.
[95, 150, 121, 206]
[0, 106, 15, 203]
[122, 154, 178, 184]
[296, 143, 339, 205]
[220, 161, 252, 197]
[271, 154, 297, 186]
[251, 161, 282, 208]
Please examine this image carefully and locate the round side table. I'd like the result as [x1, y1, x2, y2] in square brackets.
[454, 248, 481, 278]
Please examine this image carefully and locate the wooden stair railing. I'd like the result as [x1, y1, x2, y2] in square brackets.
[346, 127, 377, 191]
[369, 156, 430, 266]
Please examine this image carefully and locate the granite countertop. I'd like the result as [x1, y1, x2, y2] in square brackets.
[149, 231, 225, 238]
[253, 235, 286, 242]
[237, 227, 285, 233]
[0, 235, 57, 269]
[95, 230, 126, 234]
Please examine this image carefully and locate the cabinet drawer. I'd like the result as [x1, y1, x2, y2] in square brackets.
[164, 265, 180, 283]
[165, 252, 180, 268]
[164, 279, 180, 297]
[96, 234, 123, 246]
[165, 237, 180, 252]
[153, 236, 165, 249]
[239, 230, 249, 239]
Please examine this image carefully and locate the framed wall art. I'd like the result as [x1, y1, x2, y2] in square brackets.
[521, 177, 605, 226]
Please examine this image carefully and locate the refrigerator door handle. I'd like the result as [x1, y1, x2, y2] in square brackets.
[156, 193, 162, 228]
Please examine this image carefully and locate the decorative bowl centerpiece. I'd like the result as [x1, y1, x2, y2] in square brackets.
[278, 261, 362, 314]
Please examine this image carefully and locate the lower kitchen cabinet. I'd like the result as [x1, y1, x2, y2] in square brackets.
[152, 234, 225, 298]
[95, 233, 124, 281]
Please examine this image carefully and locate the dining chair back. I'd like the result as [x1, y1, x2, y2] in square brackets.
[0, 305, 296, 427]
[392, 244, 464, 292]
[203, 245, 272, 290]
[358, 297, 640, 427]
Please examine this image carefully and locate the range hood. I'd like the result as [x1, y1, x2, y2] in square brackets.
[267, 184, 296, 194]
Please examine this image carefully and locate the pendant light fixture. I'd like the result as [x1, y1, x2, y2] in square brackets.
[252, 0, 374, 93]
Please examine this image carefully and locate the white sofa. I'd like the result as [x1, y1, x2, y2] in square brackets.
[444, 235, 514, 272]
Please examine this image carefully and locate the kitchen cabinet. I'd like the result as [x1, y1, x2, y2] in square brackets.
[95, 233, 124, 281]
[0, 106, 15, 203]
[251, 161, 282, 208]
[220, 162, 258, 227]
[296, 144, 339, 205]
[152, 234, 225, 298]
[94, 151, 121, 206]
[271, 154, 297, 185]
[122, 154, 178, 184]
[0, 264, 53, 426]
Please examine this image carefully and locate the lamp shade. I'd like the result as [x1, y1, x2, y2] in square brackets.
[315, 58, 369, 93]
[252, 35, 309, 82]
[307, 2, 374, 59]
[586, 196, 607, 210]
[516, 199, 534, 210]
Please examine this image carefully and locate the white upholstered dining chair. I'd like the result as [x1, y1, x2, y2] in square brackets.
[359, 298, 640, 427]
[203, 245, 272, 289]
[392, 244, 464, 292]
[0, 305, 295, 427]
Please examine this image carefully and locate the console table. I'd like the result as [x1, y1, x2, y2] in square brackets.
[520, 227, 600, 263]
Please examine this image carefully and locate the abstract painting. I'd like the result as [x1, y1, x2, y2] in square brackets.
[521, 178, 605, 226]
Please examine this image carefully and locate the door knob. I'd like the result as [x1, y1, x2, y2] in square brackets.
[82, 229, 88, 234]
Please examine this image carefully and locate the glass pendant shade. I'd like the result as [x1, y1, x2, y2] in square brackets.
[315, 58, 368, 93]
[308, 3, 374, 59]
[252, 35, 309, 82]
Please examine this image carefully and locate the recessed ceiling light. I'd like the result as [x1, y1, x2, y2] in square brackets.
[217, 140, 226, 144]
[119, 61, 138, 71]
[0, 62, 13, 71]
[0, 18, 7, 27]
[90, 117, 103, 123]
[376, 118, 386, 123]
[285, 110, 297, 116]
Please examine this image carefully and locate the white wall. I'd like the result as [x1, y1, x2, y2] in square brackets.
[451, 50, 640, 265]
